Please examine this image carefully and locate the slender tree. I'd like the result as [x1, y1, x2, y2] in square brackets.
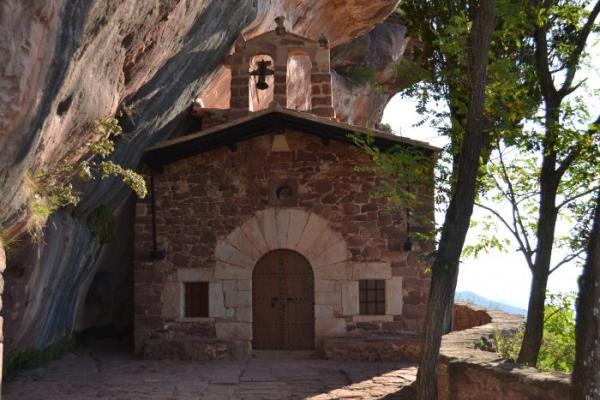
[396, 0, 533, 328]
[571, 190, 600, 398]
[516, 0, 600, 365]
[456, 0, 600, 368]
[415, 1, 496, 398]
[362, 0, 535, 394]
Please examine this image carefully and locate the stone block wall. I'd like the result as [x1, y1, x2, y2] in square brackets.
[134, 130, 433, 358]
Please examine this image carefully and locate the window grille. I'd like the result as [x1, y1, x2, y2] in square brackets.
[359, 280, 386, 315]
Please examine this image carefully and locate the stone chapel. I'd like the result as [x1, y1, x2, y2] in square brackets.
[134, 18, 437, 361]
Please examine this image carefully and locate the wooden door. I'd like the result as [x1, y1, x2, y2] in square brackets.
[252, 250, 315, 350]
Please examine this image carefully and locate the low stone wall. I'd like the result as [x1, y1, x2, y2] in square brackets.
[438, 303, 571, 400]
[322, 334, 422, 362]
[452, 303, 491, 331]
[321, 302, 491, 363]
[140, 320, 249, 361]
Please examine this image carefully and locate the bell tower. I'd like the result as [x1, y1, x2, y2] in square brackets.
[226, 17, 335, 119]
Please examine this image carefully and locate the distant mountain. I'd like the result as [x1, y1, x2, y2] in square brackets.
[455, 291, 527, 316]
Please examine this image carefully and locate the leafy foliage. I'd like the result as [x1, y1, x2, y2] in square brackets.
[26, 112, 147, 238]
[394, 0, 539, 221]
[465, 0, 600, 365]
[349, 132, 435, 242]
[346, 64, 377, 85]
[494, 292, 576, 372]
[473, 334, 497, 352]
[463, 218, 511, 258]
[394, 0, 599, 369]
[495, 324, 525, 362]
[538, 293, 577, 371]
[476, 139, 599, 270]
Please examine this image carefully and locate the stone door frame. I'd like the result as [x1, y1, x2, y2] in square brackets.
[212, 207, 355, 343]
[165, 207, 400, 349]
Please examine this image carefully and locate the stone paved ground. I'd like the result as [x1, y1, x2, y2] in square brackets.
[4, 350, 417, 399]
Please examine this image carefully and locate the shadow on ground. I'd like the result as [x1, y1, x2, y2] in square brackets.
[4, 339, 418, 400]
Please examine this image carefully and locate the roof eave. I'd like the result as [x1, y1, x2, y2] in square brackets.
[143, 110, 440, 167]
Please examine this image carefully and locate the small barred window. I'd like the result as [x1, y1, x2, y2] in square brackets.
[359, 280, 386, 315]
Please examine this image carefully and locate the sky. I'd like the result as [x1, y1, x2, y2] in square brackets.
[381, 39, 600, 309]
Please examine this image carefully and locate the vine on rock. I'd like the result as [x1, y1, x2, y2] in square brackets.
[26, 110, 147, 239]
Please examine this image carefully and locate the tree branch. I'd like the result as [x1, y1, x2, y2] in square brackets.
[558, 0, 600, 97]
[557, 184, 600, 210]
[475, 202, 517, 237]
[556, 114, 600, 178]
[549, 248, 586, 274]
[544, 306, 564, 323]
[533, 2, 558, 101]
[475, 201, 535, 269]
[498, 150, 534, 260]
[515, 190, 541, 207]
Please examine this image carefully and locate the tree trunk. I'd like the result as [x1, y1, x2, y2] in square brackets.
[442, 281, 456, 333]
[518, 263, 550, 365]
[517, 188, 558, 365]
[517, 106, 560, 366]
[571, 191, 600, 399]
[415, 1, 496, 398]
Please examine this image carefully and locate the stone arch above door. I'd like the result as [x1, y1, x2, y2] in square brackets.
[215, 208, 350, 281]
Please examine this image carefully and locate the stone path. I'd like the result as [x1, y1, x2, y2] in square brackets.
[4, 350, 417, 399]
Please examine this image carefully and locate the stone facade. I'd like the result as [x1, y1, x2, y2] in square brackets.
[134, 130, 433, 359]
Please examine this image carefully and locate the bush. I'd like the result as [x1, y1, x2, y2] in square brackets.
[23, 113, 147, 241]
[494, 324, 524, 362]
[493, 292, 576, 373]
[537, 293, 576, 372]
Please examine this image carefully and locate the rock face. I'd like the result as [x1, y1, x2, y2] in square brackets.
[332, 13, 415, 127]
[0, 0, 407, 356]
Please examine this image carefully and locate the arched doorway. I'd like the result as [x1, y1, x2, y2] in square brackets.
[252, 249, 315, 350]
